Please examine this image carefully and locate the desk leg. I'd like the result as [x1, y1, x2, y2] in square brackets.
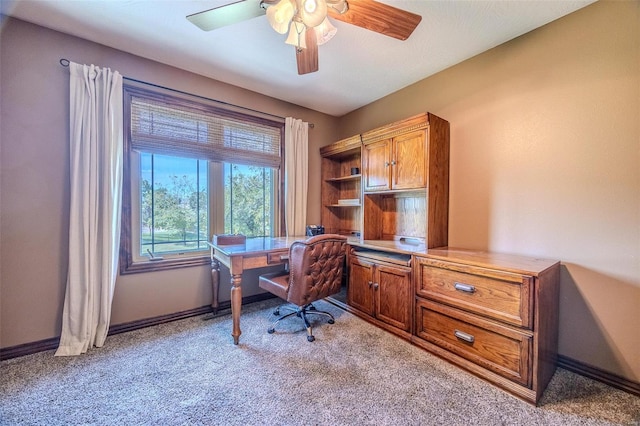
[210, 258, 220, 314]
[231, 273, 242, 345]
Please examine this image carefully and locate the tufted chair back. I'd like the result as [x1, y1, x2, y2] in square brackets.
[286, 234, 347, 306]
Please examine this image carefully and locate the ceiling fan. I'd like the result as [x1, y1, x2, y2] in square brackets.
[187, 0, 421, 75]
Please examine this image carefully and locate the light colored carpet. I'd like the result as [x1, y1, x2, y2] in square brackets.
[1, 299, 639, 425]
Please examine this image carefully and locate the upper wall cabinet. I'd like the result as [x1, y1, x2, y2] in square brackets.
[361, 113, 449, 193]
[363, 129, 426, 192]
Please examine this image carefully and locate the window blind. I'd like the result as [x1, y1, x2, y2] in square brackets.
[125, 85, 283, 168]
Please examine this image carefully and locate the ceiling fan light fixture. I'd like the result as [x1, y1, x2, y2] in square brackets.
[314, 17, 337, 46]
[326, 0, 348, 14]
[299, 0, 327, 28]
[264, 0, 346, 50]
[266, 0, 295, 34]
[285, 21, 307, 49]
[189, 0, 422, 75]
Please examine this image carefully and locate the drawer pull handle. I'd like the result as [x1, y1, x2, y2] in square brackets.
[454, 330, 475, 343]
[454, 282, 476, 294]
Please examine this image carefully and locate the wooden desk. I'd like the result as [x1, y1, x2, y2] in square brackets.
[208, 236, 305, 344]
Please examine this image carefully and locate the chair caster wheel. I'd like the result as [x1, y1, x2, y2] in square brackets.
[309, 305, 317, 311]
[268, 328, 275, 334]
[273, 309, 280, 315]
[307, 335, 315, 342]
[328, 319, 335, 324]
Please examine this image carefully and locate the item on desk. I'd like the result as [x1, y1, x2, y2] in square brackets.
[213, 234, 246, 245]
[306, 225, 324, 236]
[337, 198, 360, 205]
[399, 237, 423, 246]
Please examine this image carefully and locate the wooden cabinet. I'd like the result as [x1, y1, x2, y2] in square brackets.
[360, 113, 450, 248]
[320, 114, 560, 405]
[363, 129, 427, 192]
[412, 249, 560, 405]
[320, 112, 449, 248]
[320, 135, 362, 237]
[347, 248, 412, 336]
[361, 113, 448, 194]
[320, 114, 561, 405]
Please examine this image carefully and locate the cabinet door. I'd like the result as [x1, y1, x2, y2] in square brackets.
[347, 257, 375, 316]
[363, 139, 392, 192]
[375, 264, 412, 331]
[392, 130, 427, 190]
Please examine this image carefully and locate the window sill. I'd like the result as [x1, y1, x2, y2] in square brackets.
[120, 254, 210, 275]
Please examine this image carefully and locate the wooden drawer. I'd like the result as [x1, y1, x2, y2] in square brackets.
[416, 299, 532, 387]
[267, 250, 289, 265]
[416, 259, 533, 328]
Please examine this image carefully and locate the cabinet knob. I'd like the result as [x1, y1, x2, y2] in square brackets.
[372, 282, 379, 290]
[368, 281, 373, 288]
[391, 160, 396, 165]
[384, 161, 390, 167]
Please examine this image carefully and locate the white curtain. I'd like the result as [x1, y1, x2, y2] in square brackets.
[284, 117, 309, 237]
[55, 62, 123, 356]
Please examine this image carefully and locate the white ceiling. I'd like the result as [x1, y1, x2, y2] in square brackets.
[1, 0, 596, 116]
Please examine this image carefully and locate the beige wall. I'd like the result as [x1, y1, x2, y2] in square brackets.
[338, 0, 639, 381]
[0, 18, 338, 346]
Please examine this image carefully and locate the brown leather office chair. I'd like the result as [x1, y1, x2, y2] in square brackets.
[258, 234, 347, 342]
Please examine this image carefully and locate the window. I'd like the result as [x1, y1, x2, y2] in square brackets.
[121, 82, 284, 274]
[224, 163, 275, 236]
[138, 153, 209, 257]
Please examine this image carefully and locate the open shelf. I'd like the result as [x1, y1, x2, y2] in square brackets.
[325, 174, 361, 183]
[321, 135, 363, 236]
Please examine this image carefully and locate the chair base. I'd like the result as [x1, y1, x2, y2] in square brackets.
[268, 303, 335, 342]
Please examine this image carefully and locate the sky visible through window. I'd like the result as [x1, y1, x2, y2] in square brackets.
[140, 155, 205, 189]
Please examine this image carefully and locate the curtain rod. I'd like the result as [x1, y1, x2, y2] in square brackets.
[59, 58, 314, 128]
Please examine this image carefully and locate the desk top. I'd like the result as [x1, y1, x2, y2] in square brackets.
[207, 236, 307, 256]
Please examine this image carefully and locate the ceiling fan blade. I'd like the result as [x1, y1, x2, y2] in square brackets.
[187, 0, 265, 31]
[328, 0, 422, 41]
[296, 30, 319, 75]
